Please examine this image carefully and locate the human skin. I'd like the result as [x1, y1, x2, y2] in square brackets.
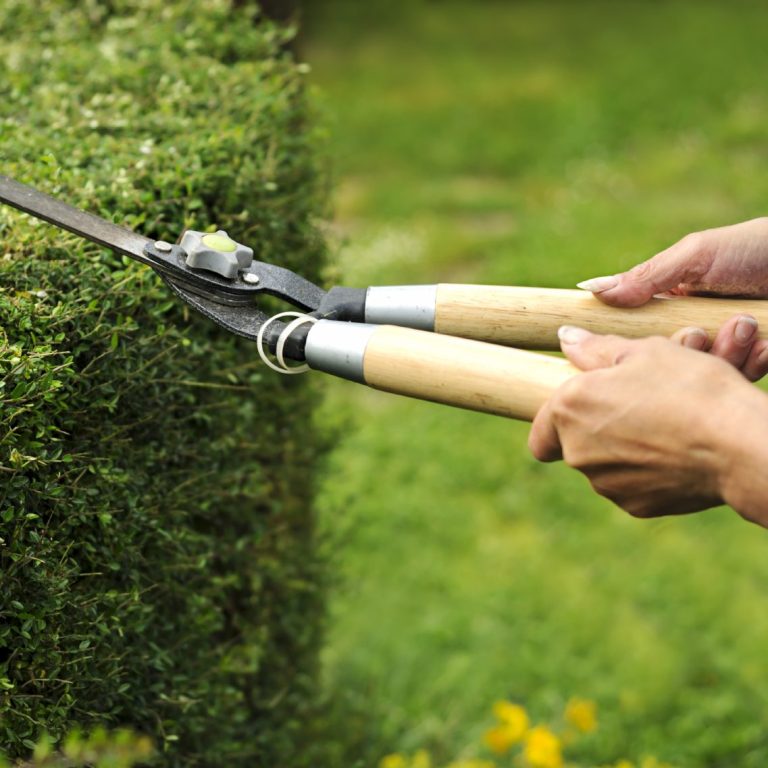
[529, 219, 768, 525]
[577, 217, 768, 378]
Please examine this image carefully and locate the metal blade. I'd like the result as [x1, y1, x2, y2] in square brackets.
[0, 174, 329, 323]
[163, 277, 270, 341]
[0, 174, 153, 266]
[162, 278, 309, 361]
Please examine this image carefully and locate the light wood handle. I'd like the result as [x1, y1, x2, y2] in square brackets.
[363, 325, 577, 421]
[435, 284, 768, 349]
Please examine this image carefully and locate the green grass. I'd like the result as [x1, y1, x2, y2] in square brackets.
[305, 2, 768, 766]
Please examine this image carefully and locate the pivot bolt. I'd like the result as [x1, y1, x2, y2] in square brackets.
[180, 229, 254, 280]
[154, 240, 173, 253]
[242, 272, 260, 285]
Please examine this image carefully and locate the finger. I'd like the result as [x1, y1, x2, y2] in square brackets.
[670, 326, 709, 351]
[742, 338, 768, 382]
[709, 314, 758, 370]
[576, 233, 713, 308]
[557, 326, 637, 371]
[528, 398, 563, 462]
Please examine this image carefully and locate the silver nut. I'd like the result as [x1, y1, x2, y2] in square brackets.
[155, 240, 173, 253]
[242, 273, 260, 285]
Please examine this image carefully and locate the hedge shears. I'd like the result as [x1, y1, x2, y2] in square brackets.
[2, 174, 766, 421]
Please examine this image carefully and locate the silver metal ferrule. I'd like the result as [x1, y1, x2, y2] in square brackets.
[364, 285, 437, 331]
[304, 320, 377, 383]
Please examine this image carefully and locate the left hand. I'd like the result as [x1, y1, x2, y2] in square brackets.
[528, 322, 764, 518]
[666, 312, 768, 382]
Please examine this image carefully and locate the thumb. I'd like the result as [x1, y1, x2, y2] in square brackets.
[557, 326, 637, 370]
[577, 234, 710, 307]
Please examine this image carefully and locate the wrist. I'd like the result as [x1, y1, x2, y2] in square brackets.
[714, 380, 768, 525]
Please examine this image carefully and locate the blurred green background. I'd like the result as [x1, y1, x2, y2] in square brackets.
[301, 2, 768, 767]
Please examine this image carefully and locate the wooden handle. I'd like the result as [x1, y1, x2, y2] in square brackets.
[435, 284, 768, 349]
[363, 325, 577, 421]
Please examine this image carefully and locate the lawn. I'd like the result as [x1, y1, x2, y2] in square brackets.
[304, 3, 768, 766]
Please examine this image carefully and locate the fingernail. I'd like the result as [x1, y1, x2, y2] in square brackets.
[681, 329, 708, 350]
[576, 275, 619, 293]
[558, 325, 591, 345]
[735, 316, 758, 344]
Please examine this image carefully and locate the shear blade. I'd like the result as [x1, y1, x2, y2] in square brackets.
[163, 277, 271, 342]
[0, 174, 153, 265]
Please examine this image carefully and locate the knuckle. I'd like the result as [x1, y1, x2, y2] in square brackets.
[587, 478, 657, 519]
[620, 336, 666, 363]
[679, 232, 716, 280]
[679, 231, 706, 253]
[553, 378, 583, 412]
[588, 478, 612, 497]
[588, 479, 634, 512]
[527, 433, 545, 461]
[628, 259, 653, 281]
[621, 497, 656, 518]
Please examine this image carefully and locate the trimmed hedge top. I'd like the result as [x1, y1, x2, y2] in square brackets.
[0, 1, 326, 765]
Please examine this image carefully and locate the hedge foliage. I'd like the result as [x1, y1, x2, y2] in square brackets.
[0, 2, 327, 764]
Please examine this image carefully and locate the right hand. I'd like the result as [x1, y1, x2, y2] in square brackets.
[529, 326, 768, 526]
[577, 217, 768, 380]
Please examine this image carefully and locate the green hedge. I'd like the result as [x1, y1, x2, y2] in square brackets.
[0, 2, 327, 765]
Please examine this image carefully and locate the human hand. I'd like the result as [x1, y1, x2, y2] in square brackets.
[577, 218, 768, 379]
[667, 313, 768, 382]
[528, 326, 768, 522]
[577, 217, 768, 305]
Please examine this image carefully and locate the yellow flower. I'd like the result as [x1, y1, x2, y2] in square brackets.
[565, 697, 598, 733]
[447, 761, 497, 768]
[614, 761, 634, 768]
[523, 726, 563, 768]
[492, 700, 530, 736]
[380, 754, 408, 768]
[484, 725, 517, 755]
[411, 749, 432, 768]
[484, 701, 530, 754]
